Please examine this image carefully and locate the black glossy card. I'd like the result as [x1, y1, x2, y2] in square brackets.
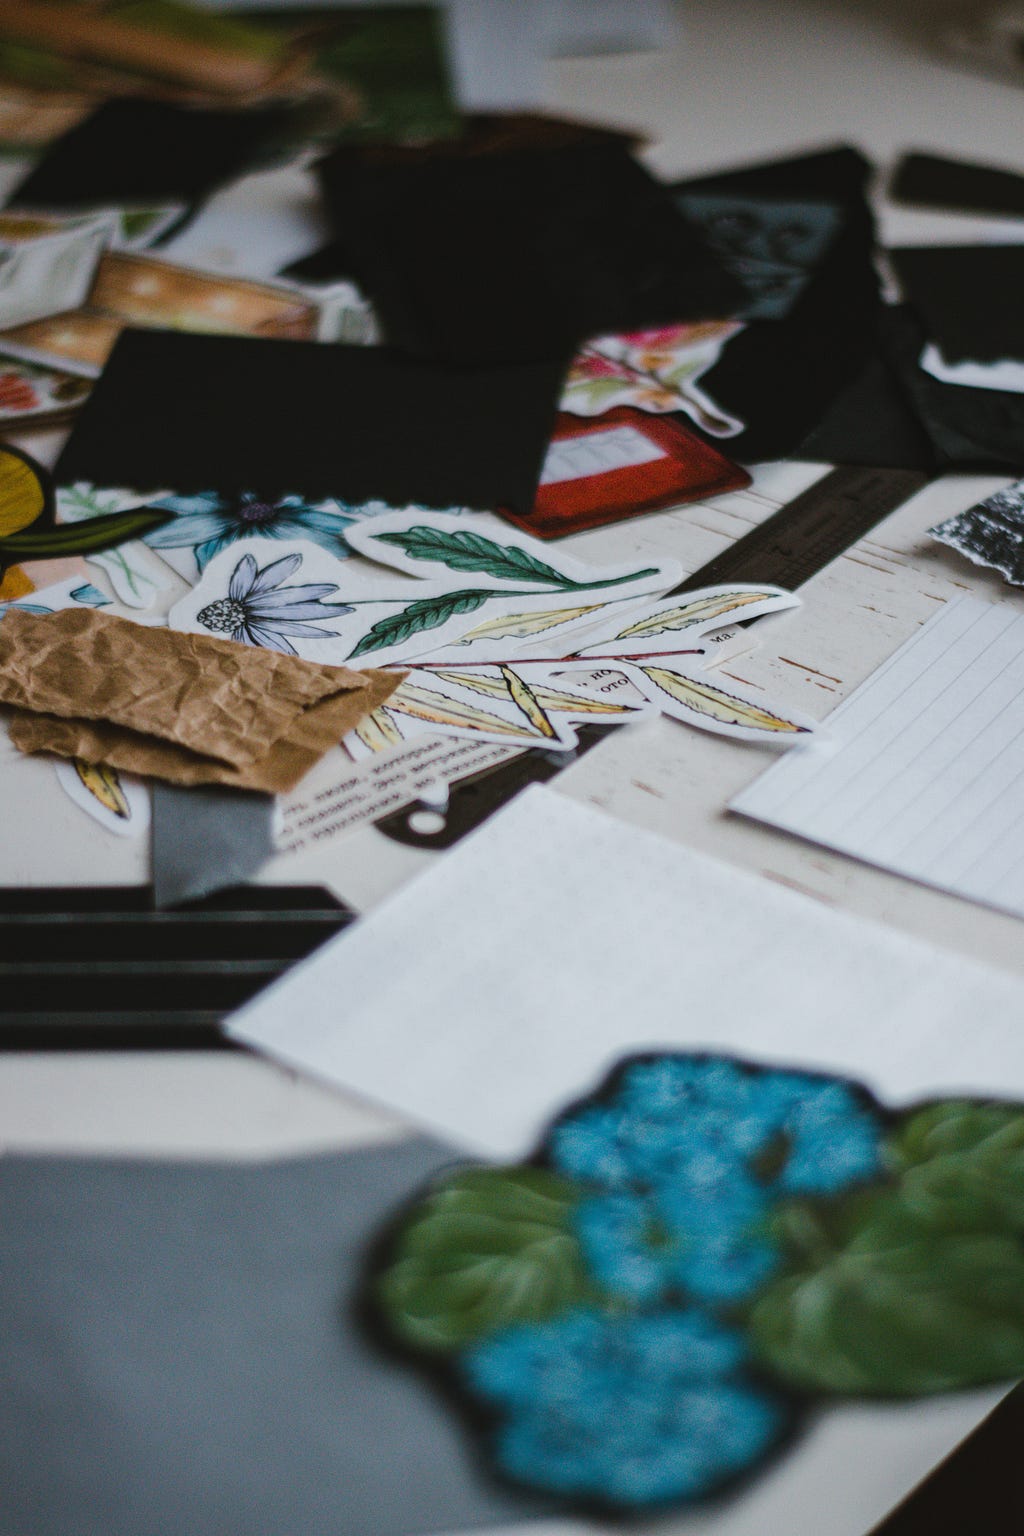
[890, 151, 1024, 220]
[799, 304, 1024, 474]
[891, 245, 1024, 365]
[54, 330, 566, 512]
[315, 141, 741, 363]
[10, 98, 298, 217]
[672, 145, 883, 463]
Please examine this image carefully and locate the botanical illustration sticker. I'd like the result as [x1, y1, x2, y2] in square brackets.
[929, 477, 1024, 586]
[54, 756, 149, 837]
[350, 579, 809, 754]
[561, 323, 746, 438]
[171, 519, 682, 668]
[169, 517, 810, 754]
[374, 1050, 1024, 1512]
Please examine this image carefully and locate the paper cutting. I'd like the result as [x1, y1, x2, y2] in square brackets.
[375, 1050, 1024, 1512]
[0, 607, 401, 792]
[504, 408, 750, 538]
[929, 478, 1024, 585]
[561, 323, 745, 436]
[53, 330, 566, 513]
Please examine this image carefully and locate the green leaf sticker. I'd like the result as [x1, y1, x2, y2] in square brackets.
[749, 1193, 1024, 1395]
[750, 1099, 1024, 1395]
[370, 525, 573, 586]
[348, 587, 491, 659]
[891, 1101, 1024, 1233]
[377, 1166, 593, 1352]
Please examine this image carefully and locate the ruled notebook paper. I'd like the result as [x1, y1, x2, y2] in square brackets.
[732, 596, 1024, 920]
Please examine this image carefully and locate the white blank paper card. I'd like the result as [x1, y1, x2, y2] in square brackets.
[732, 596, 1024, 920]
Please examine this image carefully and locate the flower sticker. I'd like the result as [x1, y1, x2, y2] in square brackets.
[195, 550, 352, 655]
[373, 1051, 1024, 1512]
[143, 491, 360, 570]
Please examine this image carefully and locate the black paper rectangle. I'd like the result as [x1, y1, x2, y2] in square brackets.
[315, 141, 741, 363]
[891, 245, 1024, 364]
[54, 330, 566, 512]
[890, 151, 1024, 220]
[671, 145, 883, 463]
[10, 97, 298, 217]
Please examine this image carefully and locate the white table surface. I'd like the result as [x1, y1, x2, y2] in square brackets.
[3, 3, 1024, 1532]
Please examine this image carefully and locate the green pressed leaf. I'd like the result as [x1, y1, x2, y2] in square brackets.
[0, 506, 171, 561]
[891, 1101, 1024, 1233]
[347, 588, 492, 659]
[370, 526, 573, 586]
[376, 1166, 592, 1352]
[749, 1190, 1024, 1395]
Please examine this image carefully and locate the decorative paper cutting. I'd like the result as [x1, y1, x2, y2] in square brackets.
[0, 607, 400, 792]
[561, 323, 745, 437]
[929, 478, 1024, 586]
[169, 516, 809, 755]
[375, 1050, 1024, 1512]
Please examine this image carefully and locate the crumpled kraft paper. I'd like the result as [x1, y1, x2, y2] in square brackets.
[0, 608, 402, 792]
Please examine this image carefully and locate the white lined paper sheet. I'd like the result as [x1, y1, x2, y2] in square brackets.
[732, 595, 1024, 920]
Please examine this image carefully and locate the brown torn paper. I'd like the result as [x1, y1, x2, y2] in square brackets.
[0, 608, 402, 792]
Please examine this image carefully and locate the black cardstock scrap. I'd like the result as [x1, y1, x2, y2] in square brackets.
[868, 1383, 1024, 1534]
[0, 1140, 553, 1536]
[890, 245, 1024, 365]
[800, 305, 1024, 474]
[881, 306, 1024, 473]
[54, 330, 566, 513]
[315, 141, 742, 363]
[890, 151, 1024, 221]
[672, 145, 883, 464]
[10, 98, 299, 224]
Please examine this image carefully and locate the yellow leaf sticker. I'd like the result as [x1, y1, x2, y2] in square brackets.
[453, 604, 601, 645]
[431, 669, 638, 716]
[639, 666, 808, 734]
[388, 681, 542, 739]
[74, 758, 130, 819]
[500, 665, 557, 739]
[615, 590, 782, 640]
[354, 708, 405, 753]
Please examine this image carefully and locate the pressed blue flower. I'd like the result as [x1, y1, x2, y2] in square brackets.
[464, 1309, 787, 1507]
[762, 1077, 884, 1196]
[668, 1224, 780, 1304]
[575, 1179, 778, 1307]
[574, 1193, 671, 1303]
[495, 1381, 783, 1505]
[548, 1054, 884, 1205]
[195, 550, 352, 656]
[143, 491, 359, 570]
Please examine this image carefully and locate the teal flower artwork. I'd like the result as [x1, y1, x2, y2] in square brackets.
[143, 491, 361, 570]
[373, 1051, 1024, 1513]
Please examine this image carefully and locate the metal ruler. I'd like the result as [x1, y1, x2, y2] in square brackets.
[672, 466, 929, 594]
[376, 466, 930, 850]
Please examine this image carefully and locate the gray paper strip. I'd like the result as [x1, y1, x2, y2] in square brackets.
[0, 1137, 552, 1536]
[151, 781, 275, 907]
